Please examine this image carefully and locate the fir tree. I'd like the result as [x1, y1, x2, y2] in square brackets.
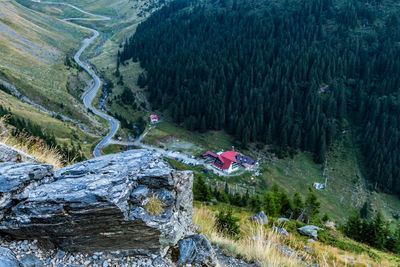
[305, 186, 321, 222]
[193, 176, 212, 202]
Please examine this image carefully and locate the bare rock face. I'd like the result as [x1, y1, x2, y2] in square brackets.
[0, 163, 54, 221]
[0, 143, 40, 163]
[0, 149, 194, 257]
[0, 247, 19, 267]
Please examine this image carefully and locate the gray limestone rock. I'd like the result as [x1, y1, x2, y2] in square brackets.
[176, 238, 196, 266]
[272, 226, 289, 236]
[250, 211, 268, 225]
[176, 234, 217, 267]
[0, 247, 19, 267]
[0, 143, 39, 164]
[55, 250, 65, 259]
[131, 186, 150, 205]
[297, 225, 323, 239]
[19, 254, 43, 267]
[0, 150, 194, 256]
[0, 163, 54, 221]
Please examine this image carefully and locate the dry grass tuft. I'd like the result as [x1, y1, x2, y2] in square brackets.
[0, 119, 64, 169]
[193, 205, 398, 267]
[193, 206, 301, 267]
[144, 196, 163, 216]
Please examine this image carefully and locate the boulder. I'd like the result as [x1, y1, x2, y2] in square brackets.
[0, 150, 194, 256]
[250, 211, 268, 225]
[20, 254, 43, 267]
[0, 247, 19, 267]
[272, 226, 289, 236]
[176, 238, 196, 266]
[176, 234, 217, 267]
[297, 225, 323, 239]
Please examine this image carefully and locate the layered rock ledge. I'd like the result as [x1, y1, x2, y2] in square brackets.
[0, 150, 194, 258]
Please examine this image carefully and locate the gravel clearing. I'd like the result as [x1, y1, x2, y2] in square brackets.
[0, 237, 172, 267]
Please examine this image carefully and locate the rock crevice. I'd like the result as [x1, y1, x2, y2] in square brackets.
[0, 150, 194, 258]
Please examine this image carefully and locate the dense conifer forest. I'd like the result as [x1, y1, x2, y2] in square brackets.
[119, 0, 400, 196]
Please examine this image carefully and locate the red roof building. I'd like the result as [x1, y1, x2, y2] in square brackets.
[213, 151, 239, 173]
[150, 114, 159, 123]
[202, 151, 219, 158]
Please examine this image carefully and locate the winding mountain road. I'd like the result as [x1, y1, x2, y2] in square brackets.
[32, 1, 118, 157]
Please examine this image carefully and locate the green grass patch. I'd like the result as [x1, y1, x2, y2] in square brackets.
[102, 144, 126, 155]
[143, 121, 234, 155]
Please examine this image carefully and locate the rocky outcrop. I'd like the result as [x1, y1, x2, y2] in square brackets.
[0, 150, 194, 259]
[19, 253, 43, 267]
[0, 163, 54, 221]
[272, 226, 289, 236]
[250, 211, 268, 224]
[0, 247, 19, 267]
[0, 143, 39, 164]
[176, 234, 217, 266]
[297, 225, 323, 239]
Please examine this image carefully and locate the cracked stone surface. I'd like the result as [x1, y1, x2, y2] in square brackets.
[0, 149, 194, 256]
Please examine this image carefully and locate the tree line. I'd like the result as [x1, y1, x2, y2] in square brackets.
[194, 177, 325, 224]
[194, 176, 400, 254]
[344, 212, 400, 254]
[119, 0, 400, 196]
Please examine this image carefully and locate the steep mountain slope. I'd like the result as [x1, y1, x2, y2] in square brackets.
[0, 1, 98, 127]
[103, 0, 400, 227]
[119, 0, 400, 197]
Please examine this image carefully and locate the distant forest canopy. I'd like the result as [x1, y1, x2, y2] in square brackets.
[119, 0, 400, 196]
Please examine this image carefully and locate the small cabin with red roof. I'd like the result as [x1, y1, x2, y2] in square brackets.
[150, 114, 159, 124]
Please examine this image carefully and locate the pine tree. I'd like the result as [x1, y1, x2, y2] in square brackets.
[305, 186, 320, 222]
[372, 212, 385, 250]
[360, 201, 371, 219]
[322, 213, 330, 222]
[224, 181, 229, 195]
[344, 212, 362, 241]
[293, 190, 304, 218]
[215, 208, 240, 238]
[394, 224, 400, 254]
[219, 190, 230, 203]
[248, 195, 262, 212]
[264, 192, 278, 217]
[279, 189, 293, 217]
[242, 190, 250, 207]
[200, 116, 207, 133]
[193, 176, 211, 202]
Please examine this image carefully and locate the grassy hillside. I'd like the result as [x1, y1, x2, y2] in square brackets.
[100, 0, 400, 226]
[193, 203, 400, 266]
[16, 1, 98, 19]
[86, 0, 166, 139]
[0, 1, 101, 130]
[19, 0, 167, 139]
[14, 0, 399, 228]
[258, 134, 400, 224]
[0, 90, 99, 161]
[147, 121, 400, 226]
